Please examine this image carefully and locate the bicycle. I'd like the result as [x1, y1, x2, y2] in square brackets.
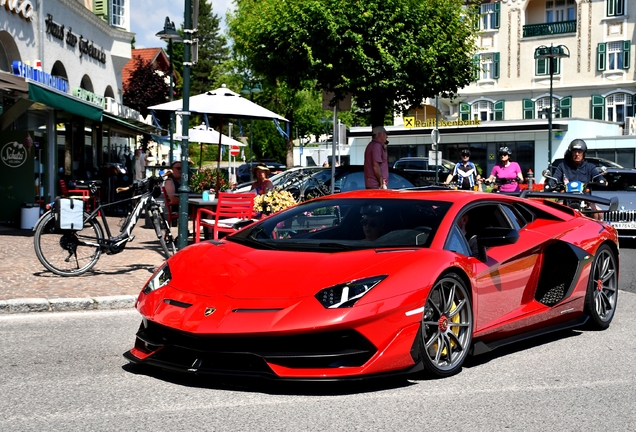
[33, 176, 176, 276]
[276, 169, 332, 201]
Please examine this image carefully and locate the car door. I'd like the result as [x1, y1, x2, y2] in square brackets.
[452, 203, 549, 334]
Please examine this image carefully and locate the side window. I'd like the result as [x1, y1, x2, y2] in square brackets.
[446, 224, 472, 256]
[501, 205, 526, 230]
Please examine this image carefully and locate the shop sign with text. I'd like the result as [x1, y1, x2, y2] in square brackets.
[12, 60, 69, 93]
[104, 97, 142, 122]
[404, 117, 481, 128]
[45, 14, 107, 64]
[1, 141, 28, 168]
[73, 87, 105, 108]
[1, 0, 35, 22]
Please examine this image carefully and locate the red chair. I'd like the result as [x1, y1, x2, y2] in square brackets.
[59, 179, 94, 211]
[194, 192, 255, 242]
[162, 186, 179, 227]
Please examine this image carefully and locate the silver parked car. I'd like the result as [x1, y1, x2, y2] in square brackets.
[592, 168, 636, 238]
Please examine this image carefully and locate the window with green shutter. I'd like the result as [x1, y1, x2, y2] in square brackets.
[597, 43, 607, 71]
[494, 100, 504, 120]
[493, 3, 500, 29]
[536, 58, 560, 76]
[493, 53, 500, 79]
[623, 40, 630, 69]
[559, 97, 572, 118]
[94, 0, 108, 18]
[591, 95, 605, 120]
[523, 99, 535, 119]
[460, 103, 471, 121]
[607, 0, 625, 17]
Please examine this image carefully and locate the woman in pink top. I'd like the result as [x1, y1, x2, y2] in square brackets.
[486, 147, 524, 192]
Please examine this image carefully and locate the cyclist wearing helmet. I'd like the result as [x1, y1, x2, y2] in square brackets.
[445, 148, 481, 190]
[550, 139, 605, 187]
[486, 146, 524, 192]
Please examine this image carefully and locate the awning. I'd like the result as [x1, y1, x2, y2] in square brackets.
[102, 112, 163, 135]
[0, 72, 28, 93]
[27, 82, 103, 122]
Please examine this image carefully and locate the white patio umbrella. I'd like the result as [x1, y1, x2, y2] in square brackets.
[150, 85, 288, 186]
[177, 124, 246, 169]
[149, 85, 288, 122]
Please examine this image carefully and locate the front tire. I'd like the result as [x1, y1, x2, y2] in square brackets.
[151, 208, 176, 259]
[420, 272, 473, 377]
[33, 211, 103, 276]
[584, 244, 618, 330]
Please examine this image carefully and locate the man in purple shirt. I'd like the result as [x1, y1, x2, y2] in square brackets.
[364, 126, 389, 189]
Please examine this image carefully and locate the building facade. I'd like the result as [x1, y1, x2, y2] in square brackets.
[333, 0, 636, 183]
[0, 0, 157, 226]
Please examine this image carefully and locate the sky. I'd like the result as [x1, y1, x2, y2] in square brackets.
[130, 0, 235, 49]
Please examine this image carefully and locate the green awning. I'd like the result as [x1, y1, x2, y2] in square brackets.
[27, 82, 103, 122]
[102, 113, 162, 135]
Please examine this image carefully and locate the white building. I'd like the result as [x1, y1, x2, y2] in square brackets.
[300, 0, 636, 182]
[0, 0, 158, 225]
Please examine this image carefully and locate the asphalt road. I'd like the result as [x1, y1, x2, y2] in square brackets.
[620, 239, 636, 294]
[1, 292, 635, 432]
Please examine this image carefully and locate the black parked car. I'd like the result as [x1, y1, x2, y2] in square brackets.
[392, 157, 454, 186]
[301, 165, 415, 198]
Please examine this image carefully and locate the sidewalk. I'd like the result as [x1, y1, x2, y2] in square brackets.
[0, 216, 173, 314]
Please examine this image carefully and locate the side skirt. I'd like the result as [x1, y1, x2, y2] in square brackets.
[471, 314, 588, 356]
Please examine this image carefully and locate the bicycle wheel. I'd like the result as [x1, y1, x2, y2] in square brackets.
[151, 208, 176, 259]
[33, 211, 104, 276]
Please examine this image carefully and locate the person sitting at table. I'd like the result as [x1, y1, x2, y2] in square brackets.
[163, 161, 183, 211]
[250, 164, 274, 195]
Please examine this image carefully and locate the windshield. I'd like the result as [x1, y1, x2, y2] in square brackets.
[230, 198, 452, 252]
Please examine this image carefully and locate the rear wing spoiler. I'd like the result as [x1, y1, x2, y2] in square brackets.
[519, 190, 619, 213]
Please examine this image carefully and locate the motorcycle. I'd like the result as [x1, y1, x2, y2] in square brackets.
[542, 168, 608, 215]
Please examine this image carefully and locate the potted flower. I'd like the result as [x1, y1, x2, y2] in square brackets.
[253, 189, 297, 216]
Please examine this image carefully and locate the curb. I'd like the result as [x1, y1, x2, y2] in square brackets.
[0, 295, 137, 314]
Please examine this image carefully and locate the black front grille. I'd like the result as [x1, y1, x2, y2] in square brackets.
[137, 320, 377, 370]
[603, 210, 636, 223]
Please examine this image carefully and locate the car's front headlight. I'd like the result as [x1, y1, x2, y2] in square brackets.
[142, 262, 172, 294]
[315, 276, 387, 308]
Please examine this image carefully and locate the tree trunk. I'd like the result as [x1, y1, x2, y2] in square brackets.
[370, 95, 388, 128]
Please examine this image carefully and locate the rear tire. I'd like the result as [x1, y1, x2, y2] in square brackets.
[151, 208, 176, 259]
[584, 244, 618, 330]
[33, 211, 103, 276]
[420, 272, 473, 378]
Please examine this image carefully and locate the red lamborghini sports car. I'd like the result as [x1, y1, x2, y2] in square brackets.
[124, 189, 620, 380]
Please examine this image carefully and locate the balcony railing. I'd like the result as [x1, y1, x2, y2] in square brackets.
[523, 20, 576, 38]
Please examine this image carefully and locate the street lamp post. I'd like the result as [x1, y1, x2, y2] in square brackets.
[156, 17, 183, 165]
[174, 0, 194, 249]
[240, 80, 262, 180]
[534, 44, 570, 169]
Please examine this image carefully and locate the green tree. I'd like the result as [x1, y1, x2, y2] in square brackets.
[123, 55, 169, 118]
[228, 0, 480, 127]
[170, 1, 229, 125]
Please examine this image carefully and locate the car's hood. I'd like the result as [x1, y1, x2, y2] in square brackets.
[166, 240, 433, 300]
